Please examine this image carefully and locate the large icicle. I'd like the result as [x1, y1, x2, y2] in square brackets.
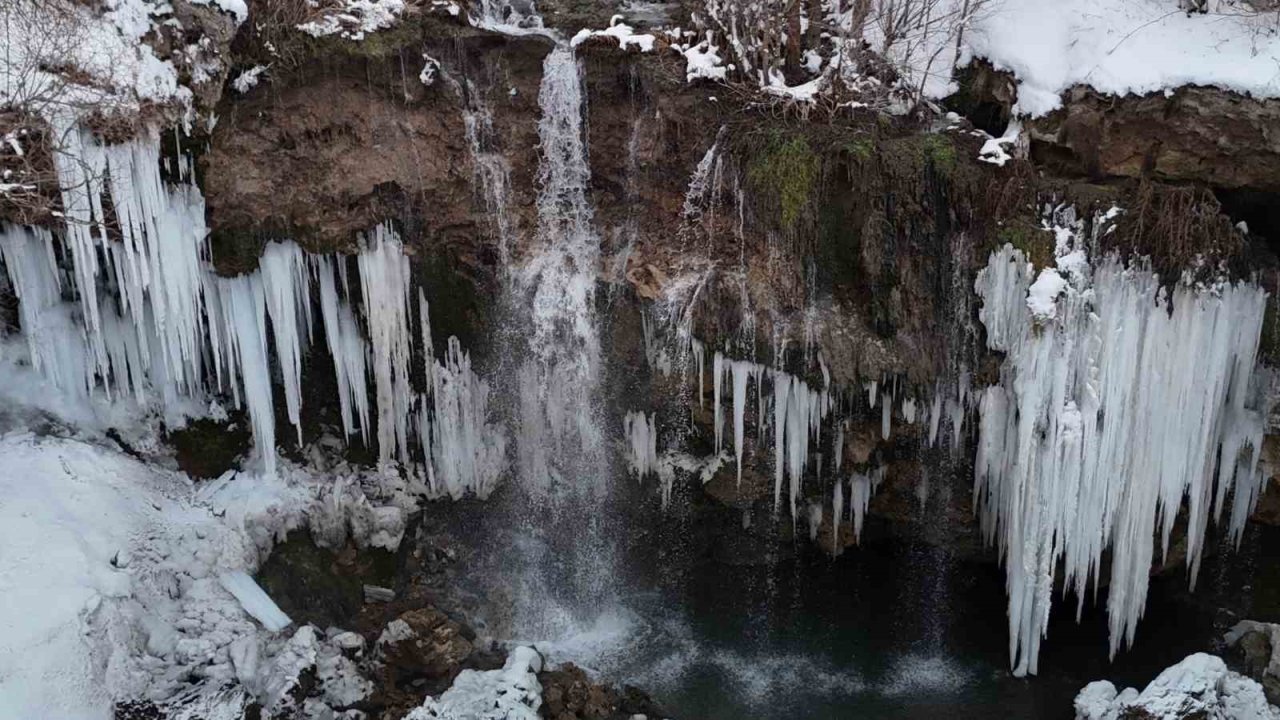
[358, 225, 415, 466]
[314, 256, 371, 446]
[259, 242, 312, 445]
[214, 274, 277, 475]
[974, 237, 1269, 678]
[428, 337, 507, 500]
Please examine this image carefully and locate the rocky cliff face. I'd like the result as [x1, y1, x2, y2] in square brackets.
[190, 11, 1280, 570]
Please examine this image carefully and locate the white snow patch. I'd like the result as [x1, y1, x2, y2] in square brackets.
[967, 0, 1280, 116]
[231, 65, 267, 93]
[404, 646, 544, 720]
[571, 16, 657, 52]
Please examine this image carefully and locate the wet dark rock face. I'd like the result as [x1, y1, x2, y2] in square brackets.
[256, 529, 399, 629]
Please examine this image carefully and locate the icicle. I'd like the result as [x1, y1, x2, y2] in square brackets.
[259, 242, 311, 445]
[731, 359, 750, 486]
[832, 478, 844, 554]
[429, 337, 507, 500]
[419, 288, 434, 388]
[807, 501, 823, 542]
[850, 472, 873, 542]
[624, 410, 659, 480]
[215, 274, 277, 475]
[834, 421, 845, 475]
[773, 370, 791, 511]
[314, 256, 371, 446]
[358, 225, 415, 466]
[974, 241, 1269, 677]
[692, 338, 705, 408]
[713, 351, 725, 453]
[880, 390, 891, 440]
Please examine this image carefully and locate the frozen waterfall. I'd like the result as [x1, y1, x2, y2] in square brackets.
[0, 126, 504, 495]
[974, 236, 1269, 677]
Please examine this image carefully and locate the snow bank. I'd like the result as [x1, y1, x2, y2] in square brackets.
[0, 429, 414, 718]
[967, 0, 1280, 115]
[1074, 653, 1279, 719]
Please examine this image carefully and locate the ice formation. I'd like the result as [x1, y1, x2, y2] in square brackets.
[975, 234, 1269, 676]
[697, 350, 833, 517]
[218, 571, 293, 632]
[0, 125, 504, 496]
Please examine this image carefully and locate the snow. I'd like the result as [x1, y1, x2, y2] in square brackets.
[217, 571, 293, 632]
[297, 0, 407, 40]
[680, 35, 729, 82]
[974, 209, 1269, 676]
[1, 0, 191, 123]
[571, 16, 657, 52]
[966, 0, 1280, 116]
[1025, 267, 1068, 321]
[404, 645, 544, 720]
[231, 65, 267, 93]
[0, 419, 422, 718]
[1075, 653, 1280, 720]
[978, 120, 1023, 167]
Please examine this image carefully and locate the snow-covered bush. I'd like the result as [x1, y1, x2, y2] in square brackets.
[691, 0, 988, 108]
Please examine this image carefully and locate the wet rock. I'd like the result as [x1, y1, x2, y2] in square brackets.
[376, 607, 474, 682]
[538, 662, 662, 720]
[1224, 620, 1280, 706]
[166, 416, 251, 479]
[255, 530, 398, 629]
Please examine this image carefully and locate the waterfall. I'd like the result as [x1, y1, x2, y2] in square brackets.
[515, 45, 605, 496]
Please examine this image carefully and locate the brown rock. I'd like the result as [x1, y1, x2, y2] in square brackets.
[377, 607, 474, 680]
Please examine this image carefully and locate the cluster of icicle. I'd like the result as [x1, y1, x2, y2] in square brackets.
[974, 225, 1269, 677]
[0, 124, 505, 498]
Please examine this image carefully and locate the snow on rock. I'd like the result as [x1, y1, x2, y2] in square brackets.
[975, 210, 1269, 677]
[1074, 654, 1280, 720]
[0, 427, 413, 718]
[571, 16, 657, 52]
[978, 120, 1023, 167]
[966, 0, 1280, 116]
[1, 0, 194, 122]
[231, 65, 267, 93]
[403, 645, 544, 720]
[298, 0, 407, 40]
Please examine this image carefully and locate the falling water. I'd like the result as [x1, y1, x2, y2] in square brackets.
[491, 44, 623, 650]
[516, 45, 605, 497]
